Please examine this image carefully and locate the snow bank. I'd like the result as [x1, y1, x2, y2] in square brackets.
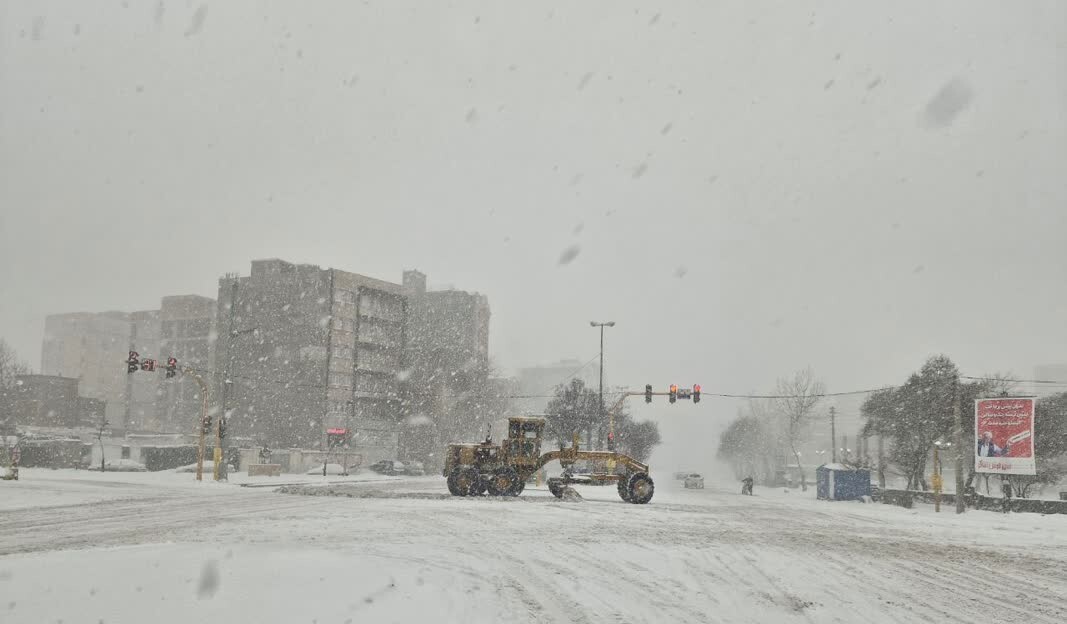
[174, 461, 236, 474]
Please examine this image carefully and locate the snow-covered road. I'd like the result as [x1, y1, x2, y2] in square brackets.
[2, 470, 1065, 623]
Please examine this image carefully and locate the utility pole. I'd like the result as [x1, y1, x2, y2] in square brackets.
[830, 406, 837, 463]
[953, 373, 966, 514]
[590, 321, 615, 450]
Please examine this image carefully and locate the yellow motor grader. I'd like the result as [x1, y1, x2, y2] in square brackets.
[442, 416, 655, 504]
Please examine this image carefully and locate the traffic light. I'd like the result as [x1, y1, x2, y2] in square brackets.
[201, 415, 213, 436]
[693, 384, 702, 403]
[166, 357, 178, 379]
[645, 384, 653, 404]
[127, 351, 140, 374]
[217, 418, 226, 440]
[669, 384, 678, 404]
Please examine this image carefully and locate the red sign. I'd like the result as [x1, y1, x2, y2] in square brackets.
[974, 397, 1036, 475]
[326, 428, 348, 435]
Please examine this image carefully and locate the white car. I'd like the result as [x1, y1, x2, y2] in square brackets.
[683, 473, 704, 489]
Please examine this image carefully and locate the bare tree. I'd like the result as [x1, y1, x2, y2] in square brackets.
[978, 372, 1017, 397]
[774, 368, 825, 491]
[0, 338, 30, 390]
[0, 339, 30, 470]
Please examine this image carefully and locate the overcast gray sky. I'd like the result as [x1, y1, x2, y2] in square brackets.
[2, 1, 1065, 465]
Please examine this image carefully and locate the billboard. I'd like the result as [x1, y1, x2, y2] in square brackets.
[974, 397, 1036, 475]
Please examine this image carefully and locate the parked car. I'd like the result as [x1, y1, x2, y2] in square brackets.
[684, 473, 705, 489]
[674, 471, 690, 480]
[367, 459, 406, 476]
[403, 461, 425, 476]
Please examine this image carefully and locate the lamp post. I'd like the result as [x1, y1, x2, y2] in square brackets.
[933, 440, 951, 513]
[590, 321, 616, 450]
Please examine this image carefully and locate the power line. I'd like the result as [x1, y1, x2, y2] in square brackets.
[960, 375, 1067, 386]
[702, 387, 895, 400]
[170, 363, 1067, 404]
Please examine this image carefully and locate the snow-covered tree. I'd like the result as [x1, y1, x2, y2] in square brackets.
[0, 338, 31, 440]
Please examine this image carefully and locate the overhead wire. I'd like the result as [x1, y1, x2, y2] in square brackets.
[170, 363, 1067, 403]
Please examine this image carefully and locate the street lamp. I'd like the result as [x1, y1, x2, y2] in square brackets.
[933, 440, 952, 512]
[590, 321, 616, 450]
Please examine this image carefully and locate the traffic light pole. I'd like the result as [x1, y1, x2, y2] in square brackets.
[606, 384, 704, 448]
[182, 368, 209, 482]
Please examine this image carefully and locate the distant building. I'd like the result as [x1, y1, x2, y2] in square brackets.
[404, 269, 491, 398]
[40, 298, 215, 434]
[41, 311, 131, 427]
[214, 259, 410, 448]
[400, 270, 495, 461]
[10, 374, 102, 428]
[155, 295, 216, 433]
[213, 260, 493, 454]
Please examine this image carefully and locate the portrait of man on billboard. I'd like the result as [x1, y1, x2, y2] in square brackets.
[976, 430, 1010, 457]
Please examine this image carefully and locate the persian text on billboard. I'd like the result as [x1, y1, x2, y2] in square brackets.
[974, 397, 1036, 475]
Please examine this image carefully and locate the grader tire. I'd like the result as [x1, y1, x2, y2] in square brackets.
[548, 480, 564, 499]
[446, 472, 464, 496]
[511, 478, 526, 496]
[617, 475, 633, 502]
[625, 472, 655, 504]
[487, 467, 519, 496]
[448, 466, 480, 496]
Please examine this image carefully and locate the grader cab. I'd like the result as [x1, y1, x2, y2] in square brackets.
[443, 416, 655, 504]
